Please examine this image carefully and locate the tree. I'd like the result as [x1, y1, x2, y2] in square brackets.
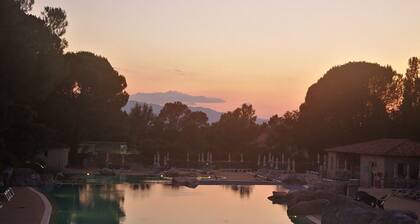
[41, 52, 129, 149]
[0, 0, 65, 162]
[267, 110, 300, 152]
[184, 111, 209, 129]
[180, 111, 210, 154]
[15, 0, 34, 12]
[298, 62, 400, 150]
[398, 57, 420, 139]
[41, 7, 69, 50]
[3, 105, 52, 162]
[157, 102, 191, 131]
[127, 103, 155, 150]
[211, 104, 259, 154]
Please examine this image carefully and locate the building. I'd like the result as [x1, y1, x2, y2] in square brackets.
[324, 139, 420, 188]
[37, 147, 70, 171]
[77, 141, 138, 169]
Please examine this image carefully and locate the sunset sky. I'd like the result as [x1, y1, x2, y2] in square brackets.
[32, 0, 420, 118]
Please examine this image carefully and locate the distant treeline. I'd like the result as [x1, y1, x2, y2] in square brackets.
[1, 0, 420, 167]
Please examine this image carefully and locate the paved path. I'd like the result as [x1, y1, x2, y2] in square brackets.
[0, 187, 51, 224]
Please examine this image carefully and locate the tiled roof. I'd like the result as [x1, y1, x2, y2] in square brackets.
[324, 138, 420, 157]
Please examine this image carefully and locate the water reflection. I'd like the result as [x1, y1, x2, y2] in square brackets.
[223, 185, 254, 198]
[128, 183, 152, 199]
[47, 183, 292, 224]
[129, 183, 151, 191]
[49, 184, 125, 224]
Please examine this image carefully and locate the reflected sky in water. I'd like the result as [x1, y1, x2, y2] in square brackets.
[47, 183, 291, 224]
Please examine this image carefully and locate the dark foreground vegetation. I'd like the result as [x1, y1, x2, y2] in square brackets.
[2, 0, 420, 169]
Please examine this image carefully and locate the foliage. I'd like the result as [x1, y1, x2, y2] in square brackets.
[3, 0, 420, 169]
[298, 62, 400, 149]
[41, 6, 69, 50]
[0, 0, 128, 164]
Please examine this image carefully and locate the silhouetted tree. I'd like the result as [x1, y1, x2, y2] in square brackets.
[298, 62, 400, 150]
[41, 6, 69, 50]
[211, 104, 259, 155]
[0, 0, 66, 162]
[15, 0, 34, 12]
[157, 101, 191, 131]
[398, 57, 420, 139]
[267, 110, 300, 152]
[41, 52, 129, 149]
[127, 103, 155, 150]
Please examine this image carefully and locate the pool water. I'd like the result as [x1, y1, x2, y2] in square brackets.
[46, 183, 293, 224]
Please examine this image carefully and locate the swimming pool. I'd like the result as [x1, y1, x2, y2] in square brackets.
[45, 183, 293, 224]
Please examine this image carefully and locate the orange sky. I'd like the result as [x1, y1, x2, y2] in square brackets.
[33, 0, 420, 118]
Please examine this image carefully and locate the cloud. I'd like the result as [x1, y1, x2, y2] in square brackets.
[129, 90, 225, 105]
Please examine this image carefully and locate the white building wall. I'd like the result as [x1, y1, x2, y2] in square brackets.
[360, 155, 385, 188]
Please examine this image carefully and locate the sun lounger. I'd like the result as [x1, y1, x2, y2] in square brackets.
[0, 187, 15, 208]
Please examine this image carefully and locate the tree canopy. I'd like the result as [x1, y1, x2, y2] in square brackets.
[0, 0, 128, 164]
[298, 62, 400, 149]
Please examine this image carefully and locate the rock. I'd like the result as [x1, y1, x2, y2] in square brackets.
[322, 206, 418, 224]
[372, 210, 418, 224]
[288, 199, 330, 216]
[287, 189, 418, 224]
[337, 207, 378, 224]
[287, 190, 337, 208]
[310, 181, 348, 195]
[282, 176, 307, 185]
[321, 208, 340, 224]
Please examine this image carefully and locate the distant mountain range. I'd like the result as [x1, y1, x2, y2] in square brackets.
[123, 100, 224, 123]
[129, 90, 224, 105]
[123, 91, 267, 124]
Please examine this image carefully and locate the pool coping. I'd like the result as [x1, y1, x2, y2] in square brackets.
[28, 187, 52, 224]
[306, 215, 321, 224]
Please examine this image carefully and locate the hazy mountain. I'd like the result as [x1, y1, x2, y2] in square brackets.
[123, 100, 267, 124]
[129, 90, 224, 105]
[122, 100, 223, 123]
[124, 91, 267, 123]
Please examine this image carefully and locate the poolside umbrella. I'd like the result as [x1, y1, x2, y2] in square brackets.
[317, 153, 320, 167]
[324, 154, 328, 170]
[163, 155, 167, 166]
[263, 155, 266, 167]
[292, 160, 296, 173]
[257, 154, 261, 167]
[281, 153, 284, 169]
[271, 154, 275, 166]
[393, 163, 398, 178]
